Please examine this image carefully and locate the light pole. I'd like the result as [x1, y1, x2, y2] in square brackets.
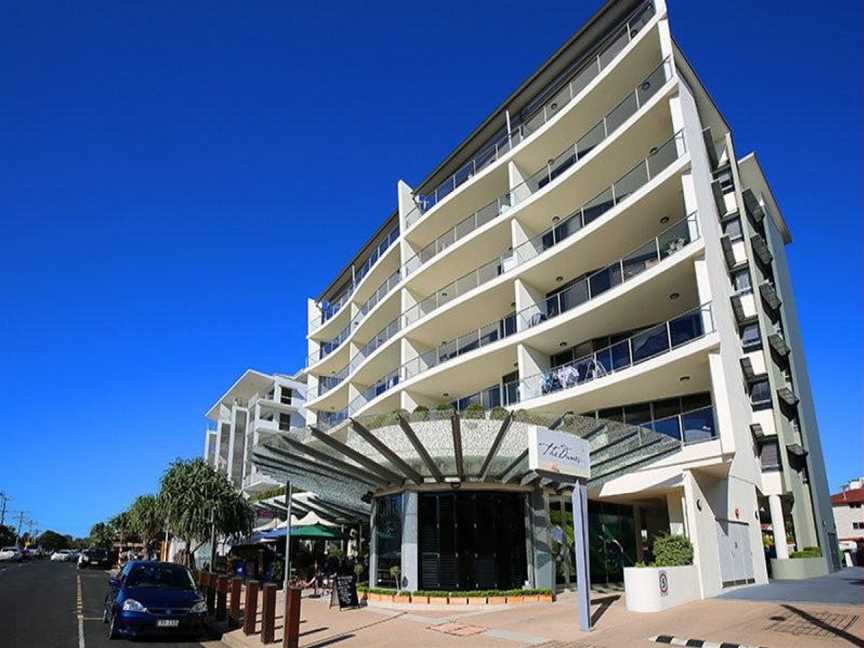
[0, 492, 10, 527]
[284, 481, 293, 590]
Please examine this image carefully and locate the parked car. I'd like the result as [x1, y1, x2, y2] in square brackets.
[0, 547, 22, 562]
[79, 548, 112, 569]
[103, 561, 206, 640]
[51, 549, 77, 562]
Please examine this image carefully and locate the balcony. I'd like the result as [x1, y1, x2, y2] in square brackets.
[517, 304, 714, 403]
[402, 55, 674, 278]
[310, 225, 400, 332]
[750, 233, 773, 266]
[407, 0, 657, 223]
[318, 407, 348, 431]
[517, 214, 698, 330]
[348, 368, 401, 414]
[767, 330, 790, 357]
[308, 321, 351, 367]
[759, 281, 781, 311]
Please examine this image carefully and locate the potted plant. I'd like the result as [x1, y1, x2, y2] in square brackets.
[537, 589, 554, 603]
[463, 404, 485, 420]
[410, 405, 430, 422]
[489, 406, 509, 421]
[624, 533, 699, 612]
[505, 589, 525, 604]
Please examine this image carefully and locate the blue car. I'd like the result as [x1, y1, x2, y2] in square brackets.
[103, 561, 208, 640]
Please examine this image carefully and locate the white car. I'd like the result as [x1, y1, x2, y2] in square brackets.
[51, 549, 76, 562]
[0, 546, 22, 561]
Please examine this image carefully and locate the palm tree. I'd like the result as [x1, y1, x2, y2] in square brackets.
[128, 495, 163, 558]
[110, 511, 131, 547]
[89, 522, 115, 549]
[158, 458, 254, 568]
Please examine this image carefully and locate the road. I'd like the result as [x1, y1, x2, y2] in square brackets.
[0, 559, 224, 648]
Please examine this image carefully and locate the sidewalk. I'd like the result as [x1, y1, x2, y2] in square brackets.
[218, 586, 864, 648]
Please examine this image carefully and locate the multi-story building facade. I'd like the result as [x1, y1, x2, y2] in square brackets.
[299, 0, 838, 594]
[204, 369, 306, 495]
[832, 477, 864, 557]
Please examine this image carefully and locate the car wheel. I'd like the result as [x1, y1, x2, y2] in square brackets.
[107, 611, 119, 640]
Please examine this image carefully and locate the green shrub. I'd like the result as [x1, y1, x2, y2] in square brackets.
[652, 533, 694, 567]
[435, 402, 452, 412]
[463, 403, 485, 419]
[410, 406, 429, 422]
[489, 406, 509, 420]
[790, 546, 822, 559]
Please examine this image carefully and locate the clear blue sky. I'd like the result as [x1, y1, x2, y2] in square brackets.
[0, 1, 860, 538]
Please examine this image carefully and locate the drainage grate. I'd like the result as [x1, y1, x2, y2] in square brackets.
[428, 622, 487, 637]
[765, 611, 860, 639]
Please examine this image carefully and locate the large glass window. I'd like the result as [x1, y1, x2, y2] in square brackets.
[740, 322, 761, 349]
[374, 495, 402, 587]
[750, 379, 772, 407]
[732, 268, 752, 293]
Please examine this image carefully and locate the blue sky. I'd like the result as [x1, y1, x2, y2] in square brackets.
[0, 1, 860, 538]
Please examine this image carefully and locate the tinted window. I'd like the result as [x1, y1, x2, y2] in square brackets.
[127, 564, 195, 590]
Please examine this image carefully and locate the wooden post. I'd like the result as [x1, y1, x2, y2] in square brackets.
[282, 587, 302, 648]
[205, 572, 216, 614]
[261, 583, 277, 644]
[229, 577, 242, 627]
[216, 575, 228, 621]
[243, 580, 259, 635]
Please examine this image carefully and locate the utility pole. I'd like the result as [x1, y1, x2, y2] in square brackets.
[0, 492, 10, 527]
[15, 511, 28, 546]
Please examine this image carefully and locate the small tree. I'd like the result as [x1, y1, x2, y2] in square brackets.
[89, 522, 115, 549]
[128, 495, 163, 557]
[158, 458, 254, 568]
[37, 530, 70, 553]
[389, 565, 401, 591]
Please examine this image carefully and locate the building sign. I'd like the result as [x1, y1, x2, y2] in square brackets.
[528, 427, 590, 480]
[659, 570, 669, 597]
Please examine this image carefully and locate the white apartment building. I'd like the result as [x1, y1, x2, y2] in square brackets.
[204, 369, 306, 495]
[293, 0, 837, 595]
[832, 477, 864, 543]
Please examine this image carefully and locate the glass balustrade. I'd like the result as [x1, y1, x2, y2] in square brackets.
[310, 225, 400, 331]
[308, 322, 352, 366]
[404, 55, 672, 276]
[410, 0, 656, 219]
[402, 313, 517, 380]
[356, 270, 401, 322]
[517, 304, 714, 402]
[517, 213, 697, 329]
[318, 407, 348, 431]
[348, 369, 401, 414]
[318, 363, 350, 397]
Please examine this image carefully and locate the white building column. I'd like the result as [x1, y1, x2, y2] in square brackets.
[667, 490, 686, 536]
[768, 494, 789, 560]
[400, 491, 419, 591]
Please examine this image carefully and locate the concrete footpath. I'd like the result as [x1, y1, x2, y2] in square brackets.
[217, 576, 864, 648]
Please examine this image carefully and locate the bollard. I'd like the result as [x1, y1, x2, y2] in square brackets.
[243, 580, 260, 635]
[261, 583, 277, 644]
[229, 577, 242, 627]
[216, 576, 229, 621]
[205, 573, 216, 614]
[282, 586, 302, 648]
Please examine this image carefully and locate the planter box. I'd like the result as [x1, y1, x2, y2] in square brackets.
[506, 595, 524, 604]
[538, 593, 554, 603]
[394, 593, 411, 604]
[523, 594, 541, 603]
[624, 565, 700, 613]
[410, 595, 429, 605]
[770, 557, 829, 580]
[467, 596, 487, 605]
[448, 596, 468, 605]
[488, 596, 507, 605]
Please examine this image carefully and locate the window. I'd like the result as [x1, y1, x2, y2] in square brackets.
[716, 169, 734, 191]
[740, 322, 761, 349]
[722, 217, 743, 240]
[853, 522, 864, 530]
[732, 268, 752, 293]
[850, 503, 861, 509]
[759, 440, 781, 471]
[750, 379, 772, 406]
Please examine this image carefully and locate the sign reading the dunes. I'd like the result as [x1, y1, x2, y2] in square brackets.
[528, 427, 591, 480]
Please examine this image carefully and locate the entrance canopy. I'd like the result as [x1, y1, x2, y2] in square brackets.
[259, 523, 342, 541]
[251, 408, 683, 511]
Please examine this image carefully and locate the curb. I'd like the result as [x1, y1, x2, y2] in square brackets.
[650, 635, 767, 648]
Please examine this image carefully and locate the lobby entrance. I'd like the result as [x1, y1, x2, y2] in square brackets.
[418, 491, 527, 591]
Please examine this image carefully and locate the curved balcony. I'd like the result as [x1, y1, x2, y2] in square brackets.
[406, 0, 657, 225]
[402, 55, 674, 281]
[516, 304, 714, 404]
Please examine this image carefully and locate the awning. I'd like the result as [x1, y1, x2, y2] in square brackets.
[260, 524, 342, 540]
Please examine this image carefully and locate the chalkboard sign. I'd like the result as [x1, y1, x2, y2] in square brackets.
[330, 574, 359, 610]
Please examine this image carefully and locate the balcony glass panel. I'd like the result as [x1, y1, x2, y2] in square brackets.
[681, 406, 716, 443]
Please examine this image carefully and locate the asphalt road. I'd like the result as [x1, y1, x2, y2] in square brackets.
[0, 559, 224, 648]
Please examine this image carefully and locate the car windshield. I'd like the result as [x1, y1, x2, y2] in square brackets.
[2, 547, 16, 552]
[126, 564, 195, 590]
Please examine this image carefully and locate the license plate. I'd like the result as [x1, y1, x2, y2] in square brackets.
[156, 619, 180, 628]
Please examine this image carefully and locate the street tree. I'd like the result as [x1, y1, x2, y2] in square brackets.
[89, 522, 115, 548]
[0, 524, 15, 547]
[110, 511, 132, 546]
[158, 458, 253, 568]
[36, 530, 70, 552]
[128, 495, 162, 556]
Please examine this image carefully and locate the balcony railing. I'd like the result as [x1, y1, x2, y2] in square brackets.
[408, 0, 656, 222]
[308, 321, 352, 366]
[318, 363, 351, 397]
[402, 312, 517, 380]
[451, 381, 519, 412]
[318, 407, 348, 431]
[356, 270, 401, 322]
[403, 57, 673, 280]
[404, 193, 513, 276]
[516, 304, 714, 402]
[517, 213, 698, 329]
[348, 368, 401, 414]
[310, 225, 400, 331]
[647, 405, 717, 445]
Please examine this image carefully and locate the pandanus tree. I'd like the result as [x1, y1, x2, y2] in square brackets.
[158, 458, 254, 568]
[128, 494, 163, 557]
